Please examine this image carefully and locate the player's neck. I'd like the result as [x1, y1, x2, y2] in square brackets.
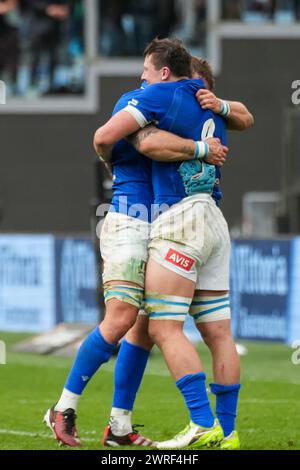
[165, 75, 190, 83]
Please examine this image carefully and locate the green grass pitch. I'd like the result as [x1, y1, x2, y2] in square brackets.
[0, 332, 300, 450]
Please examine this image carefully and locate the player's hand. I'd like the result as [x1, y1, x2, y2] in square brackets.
[205, 137, 228, 167]
[196, 89, 222, 113]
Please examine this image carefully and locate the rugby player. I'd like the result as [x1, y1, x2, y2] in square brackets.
[44, 39, 253, 449]
[102, 56, 253, 450]
[94, 39, 253, 450]
[43, 44, 227, 447]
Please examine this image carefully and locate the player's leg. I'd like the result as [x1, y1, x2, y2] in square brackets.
[145, 258, 223, 450]
[191, 289, 239, 383]
[61, 281, 142, 404]
[100, 214, 154, 446]
[53, 213, 145, 407]
[103, 314, 154, 446]
[146, 261, 200, 378]
[112, 314, 154, 418]
[44, 213, 148, 446]
[44, 281, 141, 447]
[190, 208, 241, 449]
[191, 290, 240, 449]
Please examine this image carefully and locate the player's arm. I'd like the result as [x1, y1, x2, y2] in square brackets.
[93, 106, 228, 167]
[94, 90, 228, 166]
[223, 101, 254, 131]
[196, 89, 254, 131]
[93, 110, 142, 161]
[128, 125, 228, 167]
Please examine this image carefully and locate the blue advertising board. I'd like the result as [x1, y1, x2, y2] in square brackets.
[55, 238, 99, 324]
[0, 234, 99, 332]
[231, 240, 292, 342]
[287, 238, 300, 344]
[0, 235, 56, 332]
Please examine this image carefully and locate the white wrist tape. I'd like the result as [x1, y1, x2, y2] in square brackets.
[194, 141, 209, 161]
[219, 100, 231, 117]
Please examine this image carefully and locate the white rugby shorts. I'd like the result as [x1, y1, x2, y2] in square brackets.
[100, 212, 150, 287]
[148, 194, 231, 291]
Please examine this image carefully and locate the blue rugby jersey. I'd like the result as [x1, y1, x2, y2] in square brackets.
[124, 79, 227, 208]
[110, 83, 154, 222]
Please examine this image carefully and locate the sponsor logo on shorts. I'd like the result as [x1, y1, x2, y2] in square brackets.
[165, 249, 195, 272]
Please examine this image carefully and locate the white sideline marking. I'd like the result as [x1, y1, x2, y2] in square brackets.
[246, 377, 300, 386]
[16, 399, 53, 405]
[242, 399, 296, 404]
[0, 429, 98, 442]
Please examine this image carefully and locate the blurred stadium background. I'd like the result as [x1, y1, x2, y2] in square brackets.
[1, 0, 300, 450]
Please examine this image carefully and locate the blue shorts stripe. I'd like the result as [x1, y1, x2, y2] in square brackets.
[193, 303, 230, 320]
[149, 312, 186, 318]
[145, 298, 190, 307]
[105, 291, 141, 302]
[109, 286, 143, 293]
[191, 297, 230, 306]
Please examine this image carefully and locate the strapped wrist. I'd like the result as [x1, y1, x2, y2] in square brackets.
[194, 141, 209, 161]
[219, 100, 231, 117]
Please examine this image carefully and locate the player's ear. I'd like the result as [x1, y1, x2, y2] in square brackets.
[161, 67, 171, 81]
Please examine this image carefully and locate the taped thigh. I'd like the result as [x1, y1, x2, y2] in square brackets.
[104, 284, 144, 309]
[144, 292, 192, 321]
[189, 293, 231, 324]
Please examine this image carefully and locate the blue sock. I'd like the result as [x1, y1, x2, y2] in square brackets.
[64, 327, 116, 395]
[113, 340, 150, 410]
[176, 372, 214, 428]
[210, 383, 241, 437]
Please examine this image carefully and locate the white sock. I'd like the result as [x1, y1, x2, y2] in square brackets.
[54, 388, 80, 412]
[110, 407, 133, 436]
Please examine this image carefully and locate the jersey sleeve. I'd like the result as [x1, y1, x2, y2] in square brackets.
[123, 84, 168, 128]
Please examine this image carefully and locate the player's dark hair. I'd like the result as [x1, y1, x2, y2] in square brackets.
[191, 57, 215, 91]
[144, 38, 192, 78]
